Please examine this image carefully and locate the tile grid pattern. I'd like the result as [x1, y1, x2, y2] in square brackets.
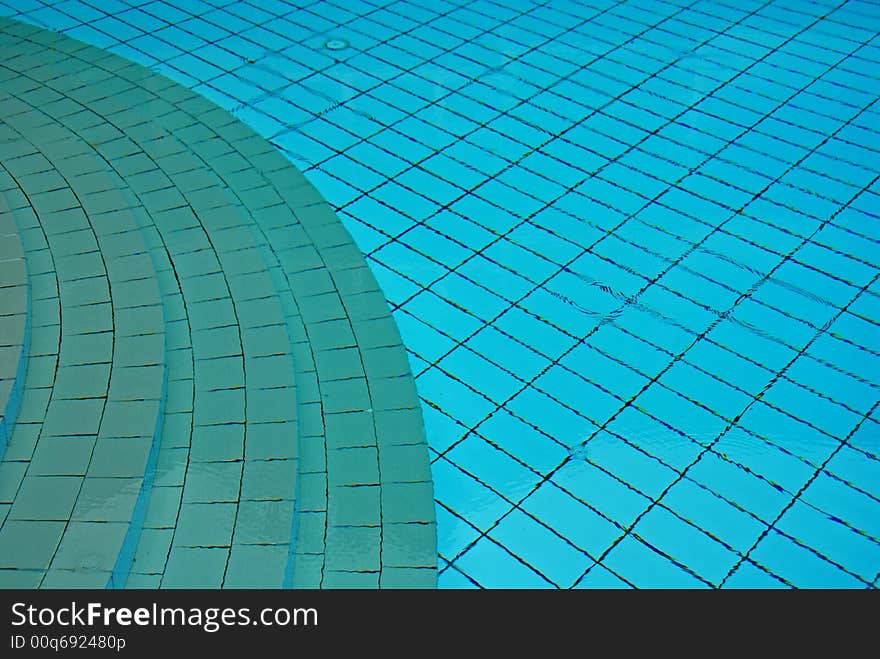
[0, 17, 435, 588]
[0, 0, 878, 588]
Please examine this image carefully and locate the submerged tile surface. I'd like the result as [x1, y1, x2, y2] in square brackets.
[0, 0, 879, 588]
[0, 15, 435, 589]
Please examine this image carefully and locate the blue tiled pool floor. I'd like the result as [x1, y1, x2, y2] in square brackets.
[1, 0, 879, 588]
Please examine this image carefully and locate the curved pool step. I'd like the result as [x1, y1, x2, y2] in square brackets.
[0, 80, 165, 587]
[0, 21, 299, 589]
[0, 17, 436, 588]
[119, 109, 302, 590]
[169, 70, 437, 589]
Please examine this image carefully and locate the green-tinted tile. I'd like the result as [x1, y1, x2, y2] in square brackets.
[9, 475, 82, 521]
[288, 268, 335, 297]
[0, 461, 27, 500]
[320, 377, 371, 413]
[0, 520, 65, 569]
[381, 482, 436, 524]
[182, 461, 242, 503]
[241, 459, 296, 500]
[181, 272, 228, 302]
[101, 231, 153, 258]
[141, 485, 182, 529]
[382, 522, 437, 568]
[55, 255, 106, 284]
[297, 435, 325, 472]
[131, 527, 173, 574]
[209, 240, 258, 274]
[51, 229, 98, 257]
[194, 355, 244, 390]
[113, 333, 163, 366]
[315, 347, 363, 381]
[3, 421, 41, 460]
[191, 326, 240, 360]
[343, 291, 389, 323]
[166, 353, 193, 381]
[52, 363, 110, 399]
[370, 375, 420, 411]
[51, 521, 127, 571]
[193, 388, 244, 425]
[14, 386, 52, 426]
[108, 365, 164, 401]
[378, 443, 432, 483]
[152, 447, 188, 487]
[42, 398, 104, 436]
[59, 276, 109, 307]
[247, 387, 296, 423]
[374, 408, 425, 446]
[28, 324, 60, 354]
[30, 300, 60, 331]
[244, 354, 294, 388]
[59, 330, 112, 364]
[362, 345, 411, 378]
[88, 437, 152, 477]
[328, 485, 380, 527]
[244, 422, 296, 460]
[298, 292, 346, 324]
[241, 324, 290, 357]
[352, 316, 401, 351]
[62, 302, 112, 334]
[0, 346, 20, 376]
[296, 472, 327, 512]
[20, 357, 57, 390]
[187, 297, 236, 330]
[325, 526, 380, 572]
[164, 381, 194, 413]
[42, 569, 109, 588]
[125, 572, 162, 588]
[228, 271, 275, 301]
[328, 446, 379, 487]
[290, 553, 323, 589]
[223, 544, 287, 588]
[190, 424, 244, 462]
[232, 500, 294, 545]
[164, 318, 191, 351]
[99, 400, 160, 437]
[0, 315, 26, 348]
[379, 566, 436, 589]
[0, 569, 43, 587]
[161, 411, 192, 448]
[174, 502, 236, 547]
[332, 266, 378, 297]
[293, 511, 326, 554]
[112, 278, 161, 306]
[322, 570, 379, 589]
[71, 477, 139, 521]
[0, 380, 12, 407]
[309, 318, 356, 351]
[324, 410, 376, 450]
[162, 547, 227, 588]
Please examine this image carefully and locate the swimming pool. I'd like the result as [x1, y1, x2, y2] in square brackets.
[0, 0, 878, 588]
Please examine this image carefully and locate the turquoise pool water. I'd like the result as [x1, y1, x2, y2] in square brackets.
[1, 0, 878, 588]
